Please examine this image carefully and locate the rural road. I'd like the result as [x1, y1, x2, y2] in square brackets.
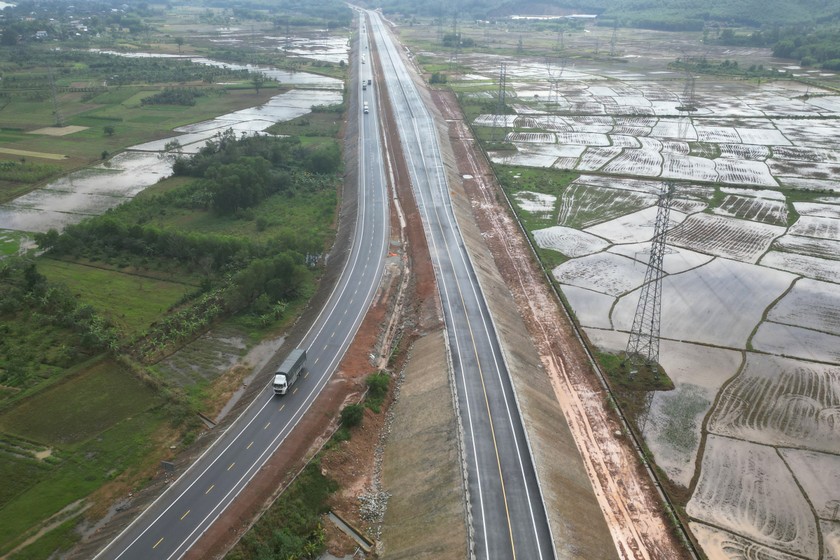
[93, 17, 389, 560]
[368, 10, 556, 560]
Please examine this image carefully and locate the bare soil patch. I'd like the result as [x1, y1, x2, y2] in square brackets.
[28, 125, 88, 136]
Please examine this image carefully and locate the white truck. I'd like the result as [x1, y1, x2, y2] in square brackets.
[273, 348, 306, 395]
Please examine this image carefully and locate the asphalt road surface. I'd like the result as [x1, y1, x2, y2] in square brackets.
[368, 11, 556, 560]
[94, 19, 389, 560]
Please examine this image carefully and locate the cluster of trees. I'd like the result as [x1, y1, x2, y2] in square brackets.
[172, 130, 341, 214]
[0, 259, 118, 387]
[772, 29, 840, 68]
[141, 87, 207, 106]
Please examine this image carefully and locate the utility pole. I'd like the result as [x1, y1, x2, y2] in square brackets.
[48, 67, 64, 127]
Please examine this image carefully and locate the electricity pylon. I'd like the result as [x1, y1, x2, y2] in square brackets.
[624, 181, 675, 377]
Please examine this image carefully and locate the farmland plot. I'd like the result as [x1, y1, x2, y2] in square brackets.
[556, 182, 656, 229]
[736, 128, 791, 146]
[554, 131, 611, 146]
[651, 119, 696, 140]
[552, 252, 647, 297]
[608, 243, 713, 274]
[609, 135, 641, 148]
[788, 215, 840, 240]
[719, 143, 770, 160]
[753, 322, 840, 363]
[567, 115, 614, 133]
[779, 449, 840, 521]
[707, 353, 840, 452]
[714, 158, 778, 187]
[774, 119, 840, 148]
[490, 144, 560, 168]
[793, 202, 840, 219]
[687, 435, 819, 558]
[585, 206, 688, 244]
[601, 149, 663, 177]
[506, 132, 554, 143]
[532, 226, 610, 257]
[772, 146, 840, 163]
[574, 174, 665, 195]
[645, 340, 741, 487]
[474, 114, 517, 127]
[769, 159, 840, 180]
[773, 235, 840, 261]
[695, 126, 741, 144]
[612, 258, 794, 347]
[661, 153, 718, 182]
[712, 194, 788, 225]
[559, 285, 615, 329]
[661, 141, 690, 155]
[512, 190, 556, 218]
[689, 523, 807, 560]
[823, 523, 840, 560]
[768, 277, 840, 334]
[761, 251, 840, 282]
[668, 213, 785, 262]
[669, 198, 708, 215]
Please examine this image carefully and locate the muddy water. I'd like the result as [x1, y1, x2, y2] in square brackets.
[0, 57, 342, 234]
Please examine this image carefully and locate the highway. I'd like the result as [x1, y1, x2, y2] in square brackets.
[368, 11, 556, 560]
[94, 18, 389, 560]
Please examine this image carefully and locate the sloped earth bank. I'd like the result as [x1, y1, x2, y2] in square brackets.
[431, 88, 690, 559]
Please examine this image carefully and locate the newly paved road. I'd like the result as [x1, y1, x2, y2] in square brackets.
[94, 19, 389, 560]
[368, 11, 556, 560]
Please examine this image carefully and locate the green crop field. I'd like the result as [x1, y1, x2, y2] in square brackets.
[0, 359, 164, 555]
[37, 259, 197, 337]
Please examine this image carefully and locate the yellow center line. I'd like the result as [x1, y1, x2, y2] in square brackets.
[180, 510, 190, 521]
[303, 371, 309, 379]
[279, 404, 285, 412]
[205, 484, 214, 494]
[153, 537, 164, 549]
[228, 462, 235, 471]
[247, 441, 254, 449]
[292, 387, 298, 395]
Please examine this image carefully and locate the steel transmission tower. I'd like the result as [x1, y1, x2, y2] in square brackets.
[624, 182, 675, 376]
[491, 62, 507, 141]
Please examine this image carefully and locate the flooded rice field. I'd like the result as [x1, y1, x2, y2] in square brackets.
[0, 58, 341, 233]
[455, 41, 840, 559]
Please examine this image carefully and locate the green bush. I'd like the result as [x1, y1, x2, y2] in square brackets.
[340, 403, 363, 428]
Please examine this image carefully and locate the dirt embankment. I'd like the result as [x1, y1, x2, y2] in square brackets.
[429, 87, 690, 560]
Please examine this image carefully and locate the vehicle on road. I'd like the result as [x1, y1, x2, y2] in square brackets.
[273, 348, 306, 395]
[363, 101, 369, 114]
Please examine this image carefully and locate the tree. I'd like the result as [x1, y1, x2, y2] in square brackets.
[251, 73, 266, 94]
[175, 36, 184, 53]
[103, 125, 115, 136]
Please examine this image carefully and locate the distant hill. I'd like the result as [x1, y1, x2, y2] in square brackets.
[372, 0, 840, 29]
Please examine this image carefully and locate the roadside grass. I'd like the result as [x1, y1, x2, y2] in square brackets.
[36, 258, 197, 337]
[0, 359, 164, 555]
